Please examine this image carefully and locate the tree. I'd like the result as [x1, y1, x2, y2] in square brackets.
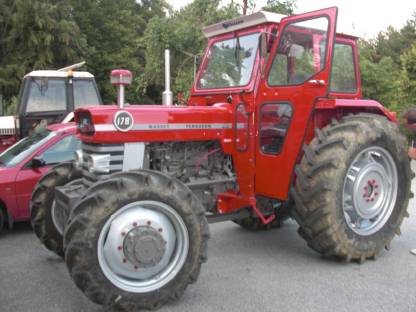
[0, 0, 86, 113]
[138, 0, 240, 103]
[262, 0, 296, 15]
[70, 0, 168, 104]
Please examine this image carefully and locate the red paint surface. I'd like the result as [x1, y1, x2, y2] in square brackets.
[75, 7, 397, 217]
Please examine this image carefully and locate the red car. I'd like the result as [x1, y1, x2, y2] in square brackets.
[0, 123, 79, 233]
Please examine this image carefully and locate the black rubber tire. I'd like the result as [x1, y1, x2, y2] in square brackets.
[291, 113, 413, 263]
[30, 162, 82, 257]
[0, 207, 5, 234]
[64, 170, 209, 311]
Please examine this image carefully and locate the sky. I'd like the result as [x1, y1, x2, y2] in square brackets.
[168, 0, 416, 39]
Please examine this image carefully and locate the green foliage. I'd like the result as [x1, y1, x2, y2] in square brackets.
[359, 13, 416, 117]
[262, 0, 296, 15]
[138, 0, 240, 103]
[0, 0, 86, 113]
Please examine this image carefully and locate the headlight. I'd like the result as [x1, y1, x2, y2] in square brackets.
[77, 111, 95, 135]
[86, 154, 111, 174]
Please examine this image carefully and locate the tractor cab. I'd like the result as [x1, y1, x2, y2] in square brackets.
[0, 65, 102, 152]
[189, 10, 361, 106]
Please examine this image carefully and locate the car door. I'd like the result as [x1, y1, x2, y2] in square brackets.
[255, 7, 338, 200]
[14, 134, 80, 219]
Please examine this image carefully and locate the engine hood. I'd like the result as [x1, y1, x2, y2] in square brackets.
[76, 104, 234, 146]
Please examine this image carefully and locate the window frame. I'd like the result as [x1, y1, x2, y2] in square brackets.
[329, 42, 358, 94]
[234, 103, 250, 152]
[328, 39, 361, 98]
[194, 30, 261, 92]
[266, 15, 331, 88]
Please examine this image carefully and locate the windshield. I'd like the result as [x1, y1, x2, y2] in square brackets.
[74, 79, 101, 108]
[26, 78, 66, 113]
[0, 129, 56, 167]
[197, 33, 260, 89]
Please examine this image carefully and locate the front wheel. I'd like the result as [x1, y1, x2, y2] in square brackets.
[64, 170, 209, 311]
[30, 162, 82, 257]
[292, 114, 412, 262]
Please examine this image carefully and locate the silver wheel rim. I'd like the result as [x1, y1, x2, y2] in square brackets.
[51, 201, 64, 236]
[342, 146, 398, 236]
[97, 200, 189, 293]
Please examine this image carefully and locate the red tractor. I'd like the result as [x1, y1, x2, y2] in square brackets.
[31, 7, 412, 311]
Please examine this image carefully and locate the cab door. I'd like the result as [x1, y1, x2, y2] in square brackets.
[255, 7, 338, 199]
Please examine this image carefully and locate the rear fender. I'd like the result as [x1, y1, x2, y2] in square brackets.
[312, 98, 397, 137]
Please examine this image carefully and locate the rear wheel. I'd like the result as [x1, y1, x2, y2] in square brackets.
[30, 162, 82, 257]
[291, 114, 412, 262]
[64, 170, 209, 311]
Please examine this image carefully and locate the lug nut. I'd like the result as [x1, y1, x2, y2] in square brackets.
[123, 258, 127, 263]
[118, 246, 122, 251]
[147, 221, 152, 225]
[158, 228, 163, 232]
[134, 266, 138, 270]
[133, 222, 138, 227]
[375, 192, 378, 196]
[121, 232, 126, 236]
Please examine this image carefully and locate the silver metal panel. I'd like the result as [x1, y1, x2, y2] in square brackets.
[94, 123, 233, 132]
[123, 142, 145, 171]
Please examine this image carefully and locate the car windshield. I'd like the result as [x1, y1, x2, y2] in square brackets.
[197, 33, 260, 89]
[0, 129, 56, 167]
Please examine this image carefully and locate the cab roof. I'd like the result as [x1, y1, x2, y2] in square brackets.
[25, 70, 94, 79]
[202, 10, 359, 40]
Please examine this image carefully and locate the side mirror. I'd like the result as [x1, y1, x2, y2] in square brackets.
[31, 156, 45, 168]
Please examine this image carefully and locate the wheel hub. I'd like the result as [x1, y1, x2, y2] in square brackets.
[343, 147, 398, 236]
[352, 164, 386, 220]
[97, 201, 189, 293]
[123, 226, 166, 268]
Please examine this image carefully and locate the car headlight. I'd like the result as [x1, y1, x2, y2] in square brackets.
[86, 154, 111, 174]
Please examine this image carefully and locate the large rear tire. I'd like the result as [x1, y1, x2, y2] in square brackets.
[291, 114, 412, 262]
[30, 162, 82, 257]
[64, 170, 209, 311]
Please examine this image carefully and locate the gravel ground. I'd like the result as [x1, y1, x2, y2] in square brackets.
[1, 171, 416, 312]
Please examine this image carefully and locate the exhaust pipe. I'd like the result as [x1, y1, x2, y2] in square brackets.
[162, 49, 173, 106]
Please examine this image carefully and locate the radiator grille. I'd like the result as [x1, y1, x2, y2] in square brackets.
[82, 142, 124, 186]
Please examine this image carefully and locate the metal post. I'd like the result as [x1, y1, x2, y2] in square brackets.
[162, 49, 173, 106]
[117, 85, 125, 108]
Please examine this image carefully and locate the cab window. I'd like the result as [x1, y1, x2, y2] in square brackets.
[260, 103, 292, 154]
[330, 43, 357, 93]
[268, 17, 329, 86]
[73, 80, 101, 108]
[26, 79, 66, 113]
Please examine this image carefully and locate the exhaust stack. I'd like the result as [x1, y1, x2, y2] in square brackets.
[162, 49, 173, 106]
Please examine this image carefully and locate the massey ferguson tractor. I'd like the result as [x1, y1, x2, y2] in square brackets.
[0, 62, 102, 152]
[30, 7, 412, 311]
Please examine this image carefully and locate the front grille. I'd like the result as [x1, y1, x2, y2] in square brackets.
[0, 128, 15, 135]
[82, 142, 124, 186]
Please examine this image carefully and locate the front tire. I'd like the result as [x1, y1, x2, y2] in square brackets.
[291, 114, 412, 262]
[64, 170, 209, 311]
[30, 162, 82, 257]
[0, 207, 5, 234]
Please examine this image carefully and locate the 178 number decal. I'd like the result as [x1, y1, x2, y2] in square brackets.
[113, 111, 134, 132]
